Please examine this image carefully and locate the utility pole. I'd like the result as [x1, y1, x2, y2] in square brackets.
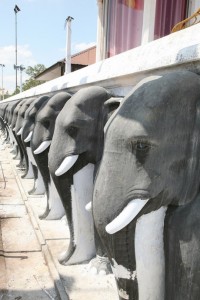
[19, 65, 25, 93]
[65, 16, 74, 74]
[14, 5, 20, 91]
[14, 64, 25, 93]
[0, 64, 5, 101]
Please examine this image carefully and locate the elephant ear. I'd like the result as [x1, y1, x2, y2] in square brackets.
[104, 97, 123, 118]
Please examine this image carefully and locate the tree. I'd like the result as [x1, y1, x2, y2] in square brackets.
[23, 64, 46, 91]
[12, 86, 20, 95]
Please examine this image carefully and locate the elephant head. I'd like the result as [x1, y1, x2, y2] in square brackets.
[22, 95, 50, 145]
[13, 97, 37, 177]
[93, 71, 200, 300]
[20, 95, 50, 180]
[48, 86, 121, 265]
[31, 92, 71, 154]
[15, 97, 35, 136]
[31, 91, 71, 219]
[11, 98, 28, 131]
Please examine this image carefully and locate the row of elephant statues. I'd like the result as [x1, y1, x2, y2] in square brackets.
[0, 70, 200, 300]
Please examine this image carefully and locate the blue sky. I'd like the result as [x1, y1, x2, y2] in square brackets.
[0, 0, 98, 93]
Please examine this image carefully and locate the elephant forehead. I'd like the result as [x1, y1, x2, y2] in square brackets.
[37, 106, 55, 121]
[58, 104, 93, 127]
[106, 115, 148, 139]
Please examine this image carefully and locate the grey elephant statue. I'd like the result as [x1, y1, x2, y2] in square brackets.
[31, 91, 71, 219]
[14, 97, 37, 179]
[93, 71, 200, 300]
[48, 86, 121, 267]
[21, 95, 50, 192]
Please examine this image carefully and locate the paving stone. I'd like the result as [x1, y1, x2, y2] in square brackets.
[47, 240, 118, 300]
[28, 197, 48, 217]
[61, 266, 118, 300]
[4, 251, 58, 300]
[1, 216, 41, 252]
[0, 179, 22, 198]
[0, 197, 23, 205]
[0, 163, 15, 179]
[37, 219, 69, 241]
[0, 204, 27, 218]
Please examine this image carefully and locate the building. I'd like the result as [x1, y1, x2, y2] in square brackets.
[36, 0, 200, 83]
[35, 46, 96, 82]
[96, 0, 200, 60]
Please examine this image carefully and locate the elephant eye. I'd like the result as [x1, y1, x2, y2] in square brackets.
[43, 120, 50, 128]
[136, 141, 150, 151]
[67, 126, 78, 138]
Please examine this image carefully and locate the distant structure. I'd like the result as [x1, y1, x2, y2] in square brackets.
[35, 46, 96, 82]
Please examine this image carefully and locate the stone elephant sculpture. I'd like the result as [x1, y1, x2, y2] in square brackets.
[1, 101, 19, 151]
[48, 86, 121, 266]
[14, 97, 38, 178]
[10, 98, 33, 169]
[93, 71, 200, 300]
[0, 102, 11, 143]
[31, 91, 71, 219]
[21, 95, 50, 187]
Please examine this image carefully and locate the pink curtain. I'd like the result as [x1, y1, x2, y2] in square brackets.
[106, 0, 144, 58]
[154, 0, 188, 39]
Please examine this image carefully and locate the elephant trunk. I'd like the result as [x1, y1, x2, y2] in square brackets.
[95, 198, 167, 300]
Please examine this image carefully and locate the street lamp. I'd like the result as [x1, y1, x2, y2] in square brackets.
[14, 64, 25, 93]
[14, 4, 20, 91]
[0, 64, 5, 101]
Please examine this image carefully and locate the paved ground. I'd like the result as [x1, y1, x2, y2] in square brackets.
[0, 139, 118, 300]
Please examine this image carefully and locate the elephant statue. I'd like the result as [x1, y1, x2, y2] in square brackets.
[0, 102, 11, 143]
[93, 71, 200, 300]
[10, 98, 32, 169]
[14, 97, 37, 178]
[31, 91, 71, 219]
[1, 101, 19, 151]
[21, 95, 50, 185]
[48, 86, 121, 267]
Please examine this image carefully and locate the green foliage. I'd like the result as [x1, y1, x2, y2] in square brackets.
[25, 64, 46, 79]
[12, 87, 20, 95]
[22, 64, 46, 91]
[4, 91, 11, 99]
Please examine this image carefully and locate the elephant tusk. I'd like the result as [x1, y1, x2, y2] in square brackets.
[85, 202, 92, 211]
[17, 128, 23, 135]
[106, 199, 149, 234]
[34, 140, 51, 154]
[24, 131, 33, 142]
[13, 127, 16, 131]
[55, 155, 79, 176]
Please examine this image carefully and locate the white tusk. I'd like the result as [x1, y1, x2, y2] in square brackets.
[17, 128, 23, 136]
[55, 155, 79, 176]
[24, 131, 33, 142]
[85, 202, 92, 211]
[34, 140, 51, 154]
[106, 199, 149, 234]
[13, 127, 16, 131]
